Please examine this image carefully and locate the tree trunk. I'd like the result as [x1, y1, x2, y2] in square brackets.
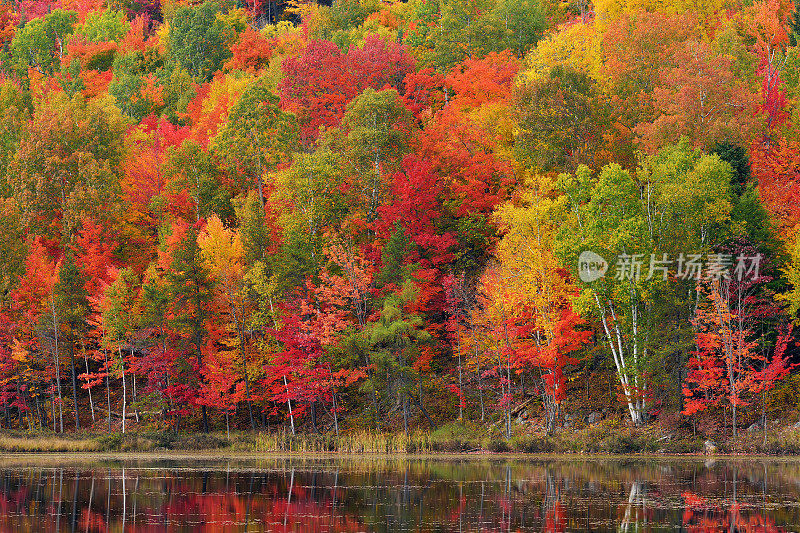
[69, 340, 80, 430]
[593, 293, 645, 426]
[283, 375, 295, 436]
[83, 343, 95, 423]
[332, 389, 339, 438]
[201, 405, 209, 433]
[242, 339, 255, 430]
[132, 374, 139, 423]
[104, 349, 111, 431]
[36, 394, 45, 429]
[119, 345, 127, 434]
[311, 402, 318, 434]
[51, 303, 64, 433]
[410, 393, 434, 428]
[457, 351, 464, 421]
[233, 304, 255, 430]
[194, 333, 210, 433]
[402, 393, 409, 436]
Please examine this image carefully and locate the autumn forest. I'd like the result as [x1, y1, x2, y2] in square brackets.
[0, 0, 798, 448]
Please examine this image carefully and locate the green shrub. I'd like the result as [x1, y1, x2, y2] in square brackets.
[510, 435, 555, 453]
[488, 439, 510, 453]
[756, 430, 800, 455]
[430, 422, 482, 452]
[173, 433, 228, 450]
[666, 437, 704, 454]
[97, 432, 123, 451]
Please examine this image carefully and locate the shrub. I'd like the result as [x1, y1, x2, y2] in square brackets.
[97, 432, 123, 451]
[173, 433, 228, 450]
[430, 422, 482, 452]
[510, 435, 555, 453]
[666, 437, 704, 454]
[488, 438, 510, 453]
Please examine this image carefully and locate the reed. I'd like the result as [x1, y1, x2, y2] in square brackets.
[0, 434, 101, 452]
[251, 429, 439, 454]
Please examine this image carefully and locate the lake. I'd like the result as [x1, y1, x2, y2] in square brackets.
[0, 454, 797, 531]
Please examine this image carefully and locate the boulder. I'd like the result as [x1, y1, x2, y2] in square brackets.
[704, 439, 717, 455]
[587, 412, 602, 424]
[793, 420, 800, 430]
[747, 422, 762, 433]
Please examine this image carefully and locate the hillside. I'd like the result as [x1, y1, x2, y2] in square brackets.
[0, 0, 799, 446]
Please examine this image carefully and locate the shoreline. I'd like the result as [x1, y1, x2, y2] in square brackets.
[2, 421, 799, 456]
[4, 450, 800, 462]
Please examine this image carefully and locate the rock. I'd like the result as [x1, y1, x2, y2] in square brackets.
[747, 422, 762, 433]
[704, 439, 717, 455]
[587, 412, 602, 424]
[793, 420, 800, 430]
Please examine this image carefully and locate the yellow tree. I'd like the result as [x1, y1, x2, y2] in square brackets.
[197, 215, 257, 429]
[469, 263, 522, 438]
[518, 22, 603, 85]
[593, 0, 732, 25]
[492, 175, 590, 433]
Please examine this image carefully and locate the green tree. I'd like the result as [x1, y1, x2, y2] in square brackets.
[53, 253, 90, 430]
[168, 1, 237, 81]
[0, 83, 32, 198]
[77, 9, 129, 43]
[514, 65, 603, 173]
[108, 37, 166, 120]
[554, 142, 733, 425]
[0, 200, 26, 305]
[376, 225, 412, 288]
[273, 148, 345, 285]
[11, 93, 126, 244]
[489, 0, 547, 57]
[340, 88, 413, 228]
[101, 267, 141, 433]
[164, 140, 233, 222]
[215, 77, 299, 209]
[164, 224, 216, 432]
[233, 191, 271, 268]
[9, 10, 77, 77]
[363, 281, 433, 434]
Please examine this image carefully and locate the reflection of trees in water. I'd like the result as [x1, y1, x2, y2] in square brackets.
[681, 464, 787, 533]
[618, 480, 645, 533]
[544, 468, 566, 532]
[0, 459, 797, 531]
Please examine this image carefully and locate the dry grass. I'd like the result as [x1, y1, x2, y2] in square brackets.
[3, 421, 798, 456]
[0, 434, 101, 452]
[251, 430, 439, 454]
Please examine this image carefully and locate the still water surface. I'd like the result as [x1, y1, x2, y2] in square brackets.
[0, 455, 798, 531]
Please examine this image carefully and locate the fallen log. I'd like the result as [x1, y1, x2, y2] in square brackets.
[94, 407, 154, 419]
